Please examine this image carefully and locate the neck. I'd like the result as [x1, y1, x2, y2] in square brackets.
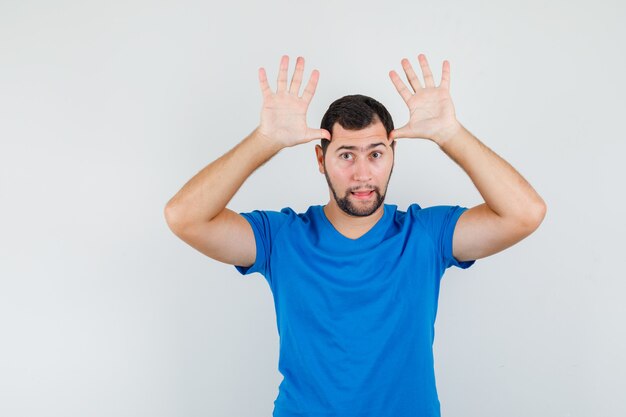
[323, 199, 385, 238]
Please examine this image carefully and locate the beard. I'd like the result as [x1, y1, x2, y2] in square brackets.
[323, 162, 394, 217]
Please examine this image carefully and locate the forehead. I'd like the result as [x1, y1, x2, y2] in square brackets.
[329, 120, 389, 149]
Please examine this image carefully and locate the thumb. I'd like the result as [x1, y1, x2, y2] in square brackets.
[389, 125, 411, 140]
[306, 128, 331, 141]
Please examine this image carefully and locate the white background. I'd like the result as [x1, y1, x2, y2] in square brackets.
[1, 0, 624, 416]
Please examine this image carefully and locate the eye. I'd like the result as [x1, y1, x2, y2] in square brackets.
[340, 153, 353, 160]
[371, 151, 382, 158]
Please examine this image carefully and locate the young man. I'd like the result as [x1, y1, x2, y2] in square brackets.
[164, 54, 546, 417]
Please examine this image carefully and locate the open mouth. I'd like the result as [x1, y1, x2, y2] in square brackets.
[351, 190, 374, 199]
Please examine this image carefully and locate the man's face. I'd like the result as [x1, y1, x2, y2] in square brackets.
[315, 120, 395, 217]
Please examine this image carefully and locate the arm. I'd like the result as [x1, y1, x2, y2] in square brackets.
[164, 55, 330, 266]
[164, 128, 282, 228]
[389, 54, 546, 262]
[437, 124, 546, 262]
[164, 128, 282, 266]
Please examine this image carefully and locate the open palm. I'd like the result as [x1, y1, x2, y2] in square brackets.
[388, 54, 461, 144]
[257, 55, 330, 148]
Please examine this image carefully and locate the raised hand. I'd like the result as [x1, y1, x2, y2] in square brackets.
[388, 54, 462, 146]
[257, 55, 331, 148]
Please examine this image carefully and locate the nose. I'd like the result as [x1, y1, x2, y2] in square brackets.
[352, 157, 372, 182]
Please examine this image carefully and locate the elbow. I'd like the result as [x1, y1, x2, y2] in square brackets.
[523, 200, 547, 231]
[534, 198, 547, 224]
[163, 201, 174, 223]
[164, 202, 185, 233]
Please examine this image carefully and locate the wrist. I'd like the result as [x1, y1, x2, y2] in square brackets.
[433, 121, 464, 147]
[250, 127, 287, 153]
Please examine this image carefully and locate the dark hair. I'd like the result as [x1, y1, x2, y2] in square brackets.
[319, 94, 395, 156]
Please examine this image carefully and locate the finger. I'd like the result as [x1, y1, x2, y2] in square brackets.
[258, 67, 272, 99]
[305, 128, 331, 141]
[401, 58, 422, 92]
[389, 125, 412, 140]
[289, 56, 305, 95]
[386, 130, 396, 144]
[418, 54, 435, 88]
[276, 55, 289, 92]
[440, 60, 451, 90]
[301, 69, 320, 103]
[388, 70, 413, 104]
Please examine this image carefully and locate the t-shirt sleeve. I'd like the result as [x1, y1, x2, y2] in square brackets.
[414, 204, 476, 270]
[233, 208, 292, 280]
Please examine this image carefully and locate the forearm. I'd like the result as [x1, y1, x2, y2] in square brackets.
[436, 123, 546, 223]
[164, 127, 283, 227]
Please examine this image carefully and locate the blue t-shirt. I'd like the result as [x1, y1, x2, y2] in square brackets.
[235, 203, 476, 417]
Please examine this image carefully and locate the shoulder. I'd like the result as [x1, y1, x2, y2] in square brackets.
[394, 203, 421, 222]
[399, 203, 468, 232]
[240, 205, 314, 231]
[404, 203, 465, 218]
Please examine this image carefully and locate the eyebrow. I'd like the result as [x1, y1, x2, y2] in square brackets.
[334, 142, 386, 153]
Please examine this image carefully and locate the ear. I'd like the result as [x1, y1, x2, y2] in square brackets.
[315, 145, 325, 174]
